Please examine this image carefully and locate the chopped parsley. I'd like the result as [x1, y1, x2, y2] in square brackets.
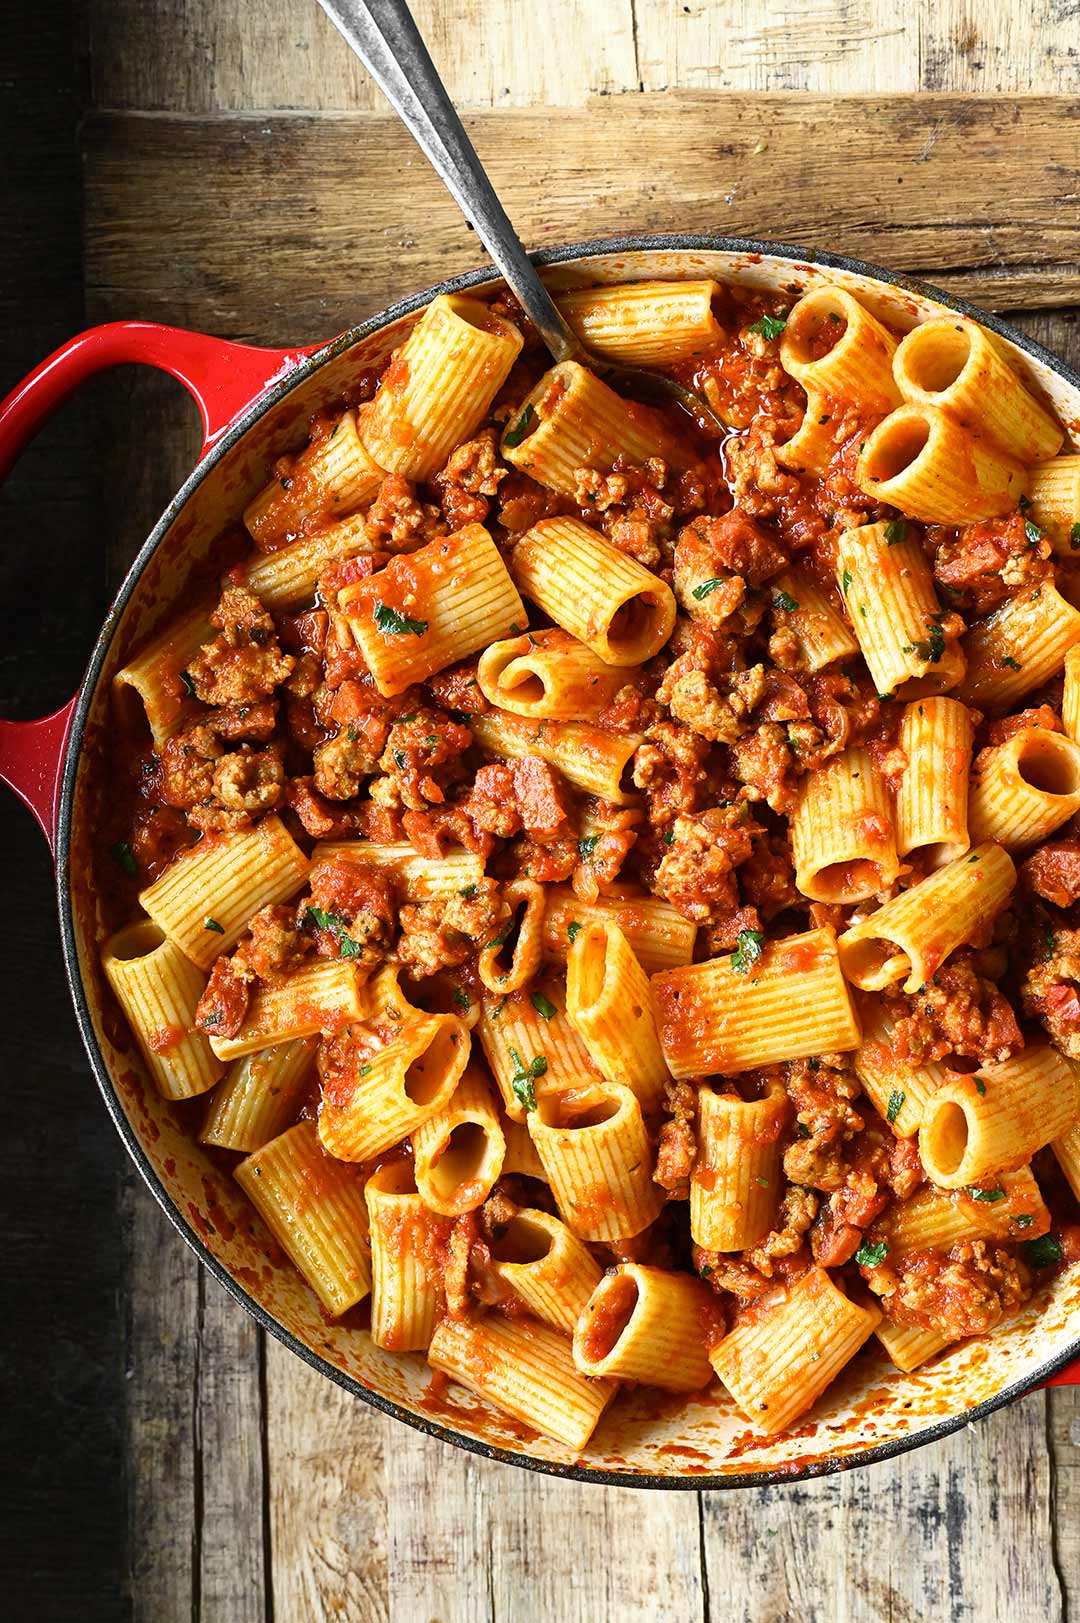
[755, 1175, 770, 1188]
[356, 1064, 372, 1078]
[373, 602, 428, 637]
[503, 402, 536, 448]
[578, 835, 600, 858]
[748, 311, 788, 340]
[488, 916, 515, 950]
[841, 568, 852, 596]
[392, 749, 407, 770]
[772, 588, 799, 612]
[1001, 655, 1023, 671]
[692, 577, 725, 601]
[855, 1240, 889, 1269]
[905, 622, 946, 664]
[1071, 522, 1080, 550]
[975, 1077, 986, 1096]
[966, 1184, 1006, 1202]
[508, 1046, 547, 1112]
[886, 1089, 905, 1126]
[1025, 518, 1044, 547]
[1013, 1213, 1034, 1229]
[884, 519, 908, 546]
[699, 1264, 712, 1278]
[110, 840, 137, 878]
[179, 669, 197, 698]
[459, 883, 479, 899]
[731, 928, 765, 975]
[204, 917, 224, 934]
[1022, 1233, 1064, 1268]
[796, 1121, 812, 1139]
[303, 904, 364, 959]
[199, 1010, 222, 1028]
[567, 921, 582, 943]
[662, 829, 675, 846]
[452, 986, 471, 1010]
[531, 990, 557, 1020]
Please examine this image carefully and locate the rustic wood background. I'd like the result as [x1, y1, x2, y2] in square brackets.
[4, 2, 1080, 1619]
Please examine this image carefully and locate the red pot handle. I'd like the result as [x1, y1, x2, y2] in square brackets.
[0, 320, 316, 850]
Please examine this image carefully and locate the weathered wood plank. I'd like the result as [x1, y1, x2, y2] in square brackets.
[385, 1425, 705, 1623]
[701, 1396, 1064, 1623]
[87, 0, 636, 111]
[264, 1338, 389, 1621]
[82, 95, 1080, 344]
[197, 1281, 266, 1622]
[1049, 1387, 1080, 1606]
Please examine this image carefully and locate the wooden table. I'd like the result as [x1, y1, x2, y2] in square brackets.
[5, 3, 1080, 1619]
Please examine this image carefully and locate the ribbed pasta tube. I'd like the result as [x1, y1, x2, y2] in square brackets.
[365, 1159, 447, 1351]
[919, 1045, 1079, 1189]
[208, 959, 368, 1062]
[895, 697, 972, 865]
[477, 878, 545, 996]
[852, 1003, 948, 1140]
[880, 1166, 1049, 1254]
[968, 727, 1080, 849]
[511, 516, 676, 666]
[102, 920, 223, 1100]
[1052, 1117, 1080, 1202]
[235, 1122, 371, 1316]
[527, 1080, 664, 1241]
[856, 404, 1026, 524]
[1027, 456, 1080, 551]
[791, 745, 898, 902]
[470, 709, 640, 804]
[959, 582, 1080, 711]
[652, 927, 861, 1079]
[477, 628, 628, 720]
[243, 409, 383, 547]
[691, 1079, 787, 1251]
[779, 285, 901, 410]
[139, 815, 309, 970]
[317, 1013, 470, 1163]
[892, 316, 1063, 463]
[201, 1037, 315, 1152]
[573, 1265, 716, 1391]
[477, 979, 600, 1125]
[774, 390, 838, 476]
[770, 570, 859, 672]
[875, 1319, 952, 1374]
[411, 1066, 505, 1216]
[1064, 648, 1080, 742]
[836, 842, 1016, 994]
[240, 512, 372, 611]
[835, 522, 964, 701]
[112, 603, 215, 748]
[500, 1118, 549, 1180]
[336, 523, 525, 698]
[311, 839, 483, 901]
[565, 921, 669, 1112]
[500, 360, 690, 493]
[555, 279, 721, 366]
[709, 1267, 881, 1434]
[359, 295, 523, 480]
[488, 1207, 602, 1334]
[541, 886, 696, 975]
[427, 1313, 616, 1451]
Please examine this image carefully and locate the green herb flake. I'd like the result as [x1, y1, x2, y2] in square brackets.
[508, 1046, 547, 1112]
[567, 921, 582, 943]
[578, 834, 600, 859]
[1022, 1233, 1064, 1268]
[488, 917, 515, 950]
[459, 883, 479, 899]
[910, 622, 946, 664]
[374, 602, 428, 637]
[204, 917, 224, 934]
[966, 1185, 1007, 1202]
[748, 311, 788, 341]
[356, 1064, 373, 1078]
[663, 829, 675, 846]
[531, 990, 558, 1021]
[796, 1121, 812, 1139]
[692, 577, 725, 601]
[199, 1010, 222, 1028]
[699, 1264, 712, 1278]
[884, 519, 908, 546]
[1013, 1213, 1034, 1229]
[731, 928, 766, 976]
[886, 1089, 905, 1125]
[179, 669, 197, 699]
[1070, 522, 1080, 550]
[1025, 518, 1044, 547]
[503, 402, 536, 449]
[773, 588, 799, 612]
[452, 986, 471, 1011]
[110, 840, 137, 878]
[303, 904, 363, 960]
[755, 1175, 770, 1188]
[1002, 655, 1023, 671]
[975, 1077, 986, 1096]
[841, 568, 852, 596]
[855, 1240, 889, 1269]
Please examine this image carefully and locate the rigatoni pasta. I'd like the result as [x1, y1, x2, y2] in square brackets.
[573, 1265, 716, 1390]
[895, 697, 972, 865]
[555, 279, 721, 365]
[103, 921, 223, 1101]
[565, 920, 669, 1111]
[919, 1046, 1079, 1190]
[791, 745, 898, 902]
[477, 628, 628, 719]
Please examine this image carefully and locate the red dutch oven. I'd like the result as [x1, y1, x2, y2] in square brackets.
[3, 235, 1080, 1487]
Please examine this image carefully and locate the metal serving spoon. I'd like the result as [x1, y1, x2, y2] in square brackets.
[315, 0, 726, 435]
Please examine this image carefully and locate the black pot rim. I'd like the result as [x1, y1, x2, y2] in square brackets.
[55, 231, 1080, 1490]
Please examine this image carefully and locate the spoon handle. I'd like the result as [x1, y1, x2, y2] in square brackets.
[316, 0, 586, 364]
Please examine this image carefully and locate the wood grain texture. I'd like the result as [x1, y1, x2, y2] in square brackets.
[82, 94, 1080, 339]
